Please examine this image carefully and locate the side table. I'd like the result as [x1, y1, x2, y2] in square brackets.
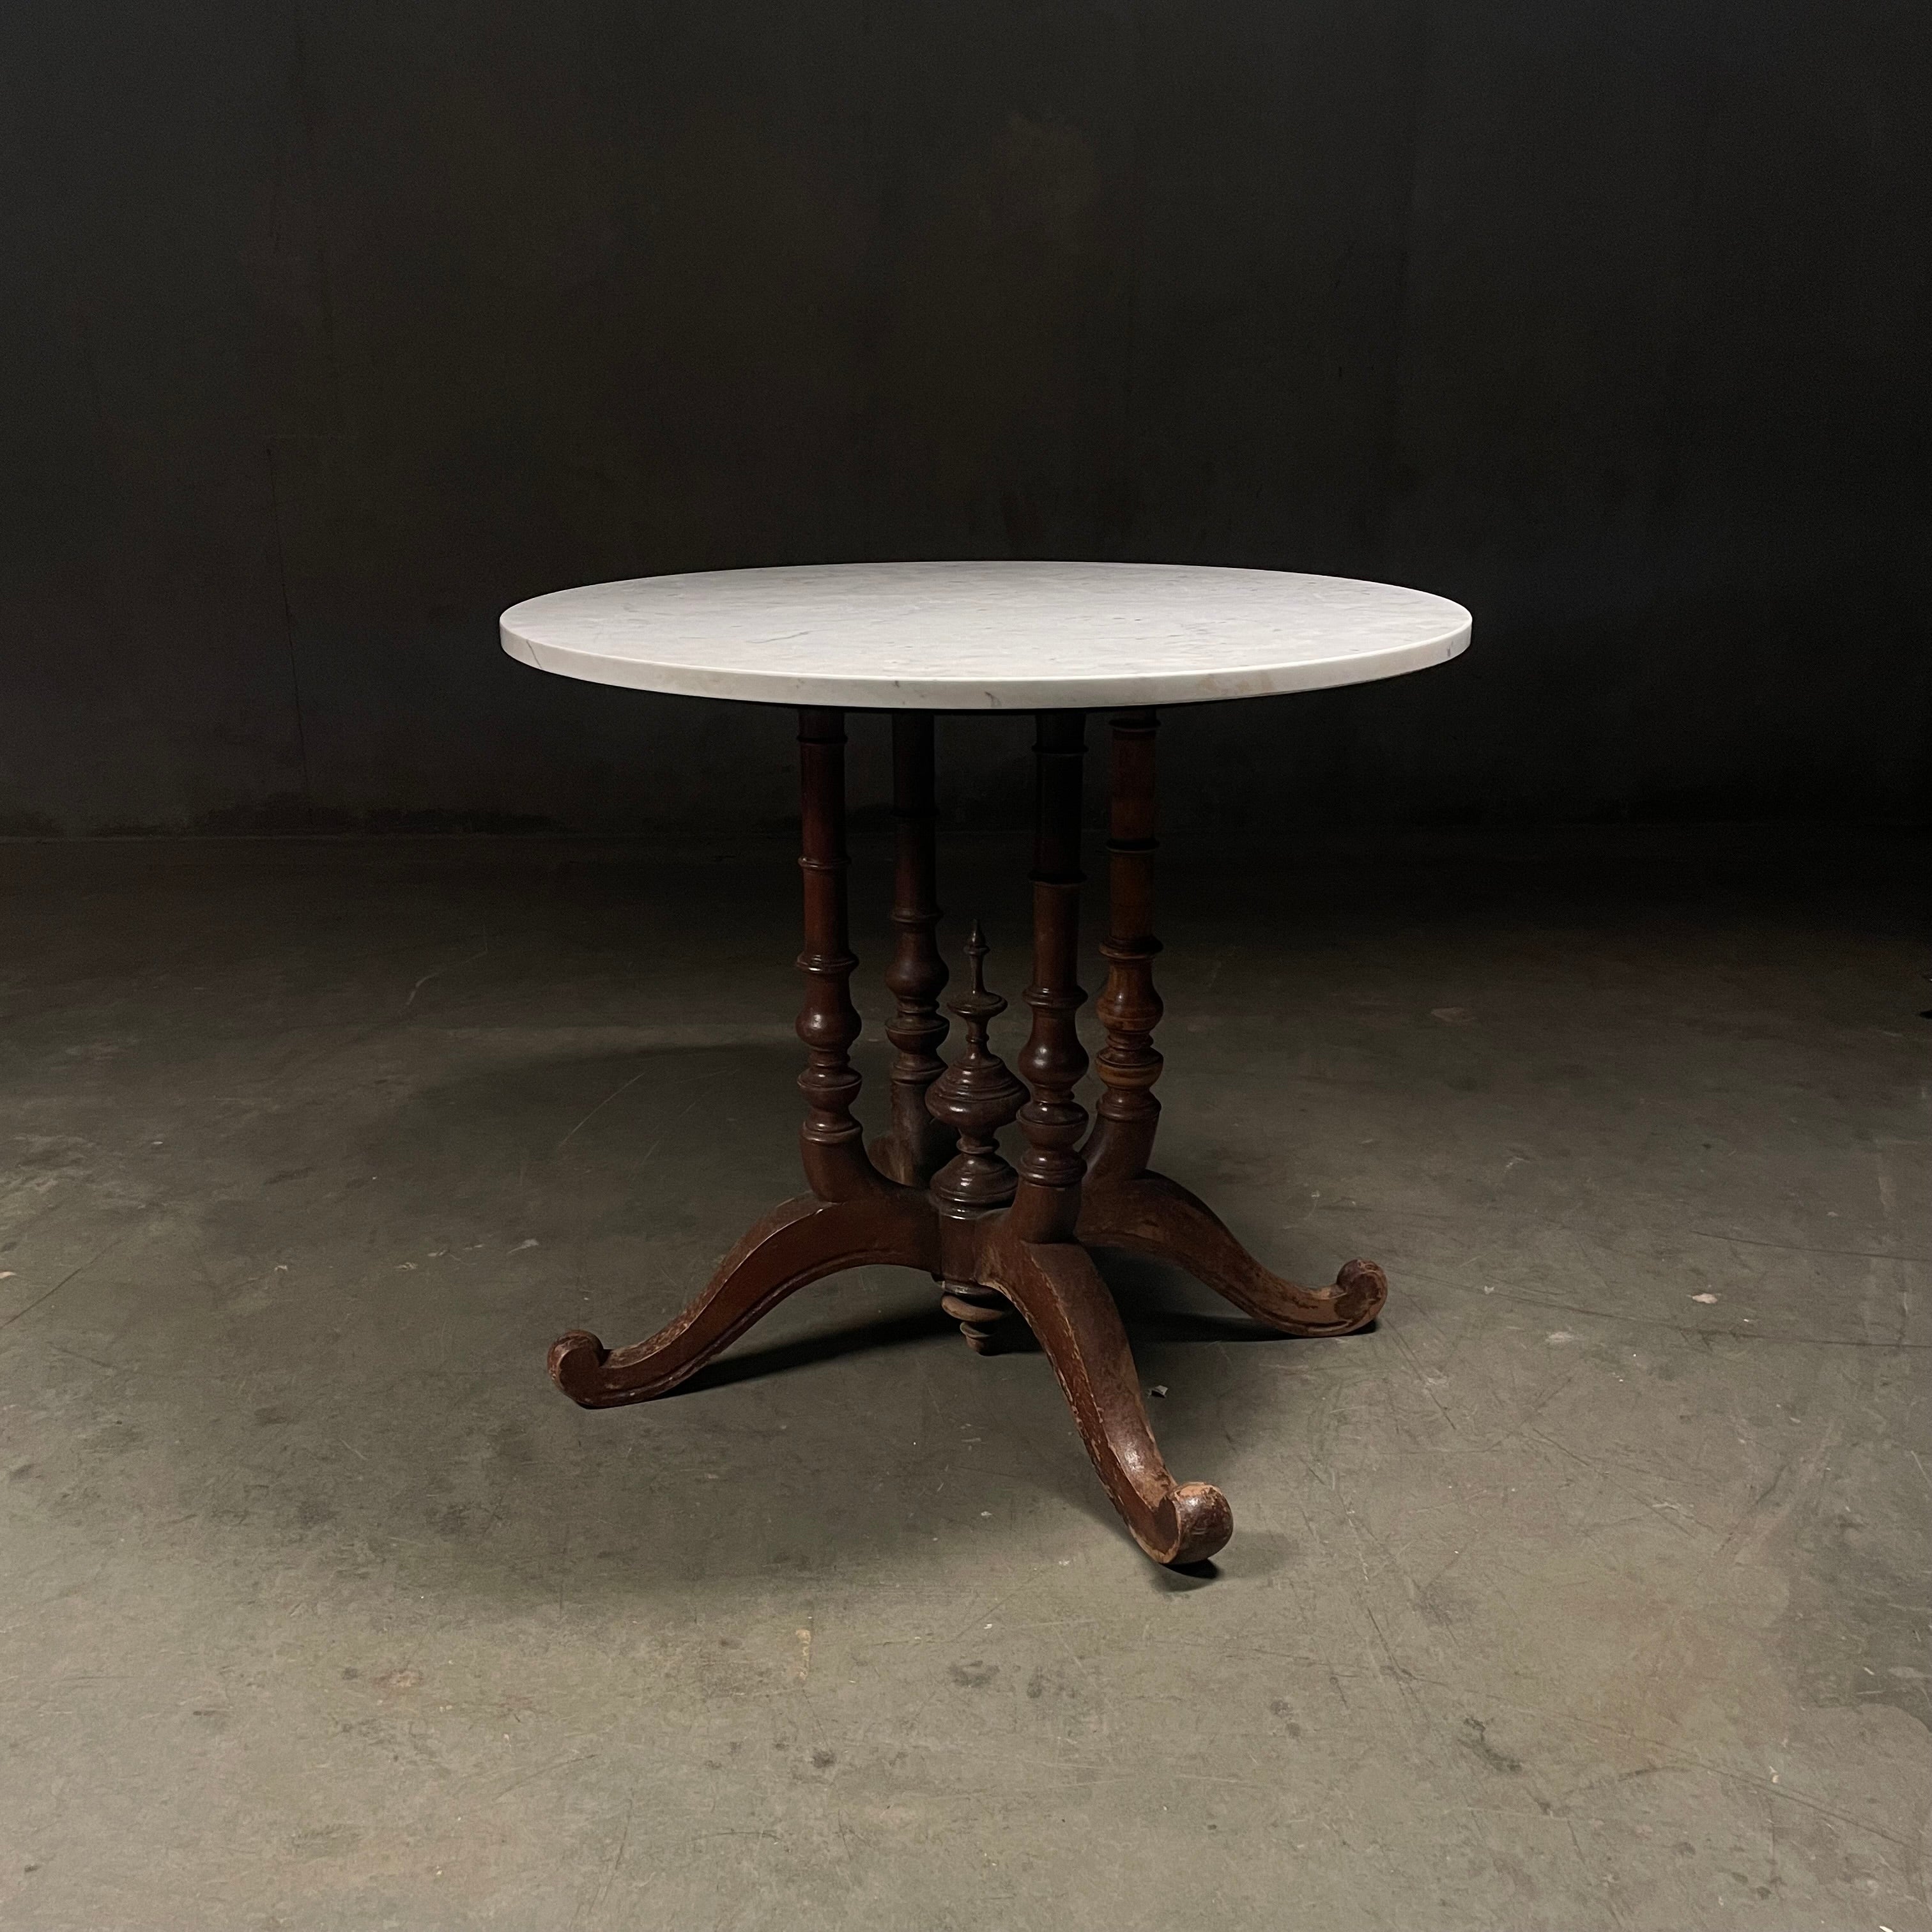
[502, 561, 1469, 1565]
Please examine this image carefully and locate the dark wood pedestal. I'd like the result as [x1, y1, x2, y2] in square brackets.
[548, 708, 1385, 1567]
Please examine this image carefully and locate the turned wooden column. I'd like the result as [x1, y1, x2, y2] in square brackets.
[878, 714, 953, 1185]
[926, 923, 1027, 1349]
[1008, 711, 1089, 1244]
[795, 708, 878, 1201]
[1085, 709, 1163, 1184]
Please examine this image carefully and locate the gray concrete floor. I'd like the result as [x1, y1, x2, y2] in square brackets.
[1, 827, 1928, 1931]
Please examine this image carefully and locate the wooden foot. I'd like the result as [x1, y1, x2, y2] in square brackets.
[981, 1234, 1232, 1567]
[550, 1189, 939, 1407]
[939, 1283, 1014, 1354]
[1078, 1170, 1386, 1337]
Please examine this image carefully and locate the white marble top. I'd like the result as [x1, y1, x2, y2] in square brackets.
[500, 562, 1469, 710]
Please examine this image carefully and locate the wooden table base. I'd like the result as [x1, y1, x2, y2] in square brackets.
[548, 707, 1386, 1567]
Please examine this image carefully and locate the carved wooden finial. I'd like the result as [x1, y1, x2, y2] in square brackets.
[950, 917, 1005, 1034]
[930, 923, 1023, 1167]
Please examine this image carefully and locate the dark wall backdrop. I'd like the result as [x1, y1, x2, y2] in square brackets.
[4, 1, 1928, 837]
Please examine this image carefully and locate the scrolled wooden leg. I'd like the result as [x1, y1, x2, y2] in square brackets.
[1077, 1169, 1387, 1337]
[1077, 707, 1388, 1338]
[979, 1232, 1230, 1566]
[549, 1189, 939, 1407]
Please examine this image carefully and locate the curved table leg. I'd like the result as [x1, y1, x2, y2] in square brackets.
[981, 1234, 1232, 1567]
[1078, 1169, 1386, 1337]
[550, 1189, 939, 1407]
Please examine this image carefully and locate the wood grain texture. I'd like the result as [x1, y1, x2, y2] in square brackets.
[978, 1228, 1233, 1567]
[1078, 1170, 1388, 1337]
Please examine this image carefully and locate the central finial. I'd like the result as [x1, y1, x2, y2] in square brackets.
[928, 920, 1027, 1215]
[951, 918, 1006, 1032]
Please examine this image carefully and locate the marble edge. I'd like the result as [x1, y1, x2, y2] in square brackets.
[498, 616, 1470, 709]
[498, 626, 543, 671]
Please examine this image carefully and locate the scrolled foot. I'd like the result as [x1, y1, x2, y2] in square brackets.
[1329, 1256, 1390, 1331]
[1169, 1482, 1234, 1567]
[1078, 1170, 1387, 1337]
[980, 1232, 1234, 1568]
[548, 1329, 611, 1403]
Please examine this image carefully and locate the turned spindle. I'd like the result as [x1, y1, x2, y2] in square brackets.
[793, 708, 880, 1202]
[877, 713, 953, 1185]
[1086, 708, 1164, 1183]
[1008, 710, 1089, 1245]
[926, 922, 1026, 1350]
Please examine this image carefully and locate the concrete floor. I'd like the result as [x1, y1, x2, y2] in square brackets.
[1, 827, 1928, 1931]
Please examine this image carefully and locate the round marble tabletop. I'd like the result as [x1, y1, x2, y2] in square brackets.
[500, 561, 1469, 711]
